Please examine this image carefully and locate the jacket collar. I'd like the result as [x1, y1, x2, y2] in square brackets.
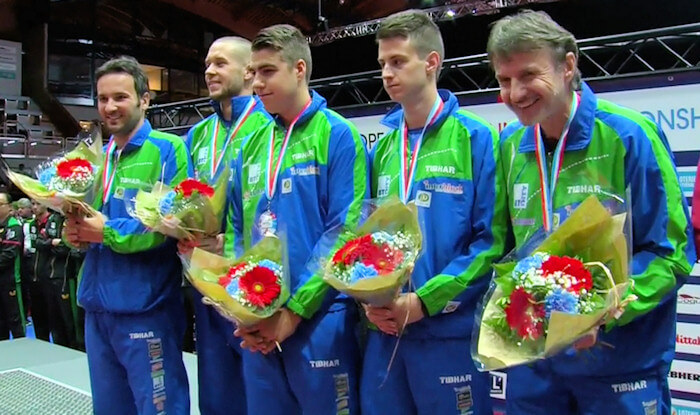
[108, 119, 153, 155]
[210, 95, 262, 124]
[273, 90, 326, 129]
[380, 89, 458, 133]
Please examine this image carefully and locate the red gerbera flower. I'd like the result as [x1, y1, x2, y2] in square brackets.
[361, 243, 403, 274]
[332, 235, 373, 266]
[505, 287, 545, 340]
[175, 179, 215, 198]
[56, 158, 93, 178]
[218, 262, 248, 287]
[239, 265, 281, 307]
[541, 255, 592, 293]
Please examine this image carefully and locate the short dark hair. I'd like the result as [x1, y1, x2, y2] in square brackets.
[95, 56, 150, 97]
[252, 25, 312, 83]
[377, 10, 444, 76]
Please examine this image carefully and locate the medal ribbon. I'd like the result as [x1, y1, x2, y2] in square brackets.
[398, 95, 444, 204]
[533, 91, 580, 232]
[265, 99, 312, 201]
[101, 139, 120, 203]
[210, 97, 256, 179]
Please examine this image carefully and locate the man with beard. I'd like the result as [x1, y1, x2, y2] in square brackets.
[65, 56, 191, 414]
[180, 36, 271, 415]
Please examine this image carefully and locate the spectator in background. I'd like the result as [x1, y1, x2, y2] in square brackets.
[29, 201, 50, 341]
[0, 192, 25, 340]
[68, 246, 86, 351]
[34, 209, 76, 348]
[17, 198, 34, 324]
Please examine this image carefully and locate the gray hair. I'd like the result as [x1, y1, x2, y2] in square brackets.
[252, 25, 312, 83]
[487, 10, 581, 90]
[95, 56, 150, 97]
[377, 9, 444, 77]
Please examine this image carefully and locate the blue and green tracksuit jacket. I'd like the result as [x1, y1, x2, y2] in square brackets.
[500, 81, 695, 376]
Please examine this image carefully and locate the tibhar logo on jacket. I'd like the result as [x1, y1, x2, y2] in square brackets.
[425, 165, 456, 175]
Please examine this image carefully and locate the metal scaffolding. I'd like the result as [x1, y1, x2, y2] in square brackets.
[306, 0, 560, 46]
[146, 23, 700, 135]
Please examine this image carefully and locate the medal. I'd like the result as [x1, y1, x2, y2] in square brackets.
[258, 209, 278, 236]
[398, 95, 444, 204]
[260, 98, 312, 236]
[533, 91, 580, 232]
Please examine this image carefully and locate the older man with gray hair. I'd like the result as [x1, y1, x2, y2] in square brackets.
[488, 9, 694, 415]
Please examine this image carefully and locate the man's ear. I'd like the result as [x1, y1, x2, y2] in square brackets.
[425, 51, 442, 78]
[140, 92, 151, 109]
[295, 59, 307, 83]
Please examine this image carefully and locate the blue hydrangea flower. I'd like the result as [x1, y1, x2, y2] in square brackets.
[544, 288, 579, 318]
[349, 263, 378, 284]
[371, 231, 394, 245]
[159, 191, 176, 215]
[225, 278, 240, 296]
[38, 166, 57, 186]
[258, 259, 281, 273]
[514, 252, 547, 276]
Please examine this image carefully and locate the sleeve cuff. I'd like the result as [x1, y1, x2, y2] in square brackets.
[286, 296, 315, 320]
[415, 286, 445, 317]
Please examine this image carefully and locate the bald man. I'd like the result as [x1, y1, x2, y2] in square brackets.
[182, 36, 271, 415]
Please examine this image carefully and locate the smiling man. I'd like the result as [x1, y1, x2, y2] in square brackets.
[230, 24, 368, 415]
[490, 10, 694, 415]
[65, 56, 191, 415]
[182, 36, 271, 415]
[361, 10, 507, 415]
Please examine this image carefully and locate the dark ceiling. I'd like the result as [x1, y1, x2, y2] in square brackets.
[44, 0, 699, 75]
[5, 0, 696, 103]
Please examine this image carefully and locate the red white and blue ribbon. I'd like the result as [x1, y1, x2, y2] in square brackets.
[533, 91, 580, 232]
[210, 97, 256, 179]
[101, 139, 120, 203]
[265, 99, 312, 201]
[398, 95, 444, 204]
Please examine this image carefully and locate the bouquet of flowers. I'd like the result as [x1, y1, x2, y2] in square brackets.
[4, 137, 102, 214]
[183, 236, 289, 326]
[126, 172, 228, 240]
[472, 195, 637, 370]
[322, 198, 422, 306]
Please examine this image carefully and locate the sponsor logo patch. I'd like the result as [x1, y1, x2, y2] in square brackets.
[415, 190, 432, 208]
[513, 183, 528, 209]
[442, 301, 461, 314]
[282, 178, 292, 194]
[377, 175, 391, 198]
[248, 163, 261, 185]
[490, 371, 507, 400]
[454, 385, 474, 414]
